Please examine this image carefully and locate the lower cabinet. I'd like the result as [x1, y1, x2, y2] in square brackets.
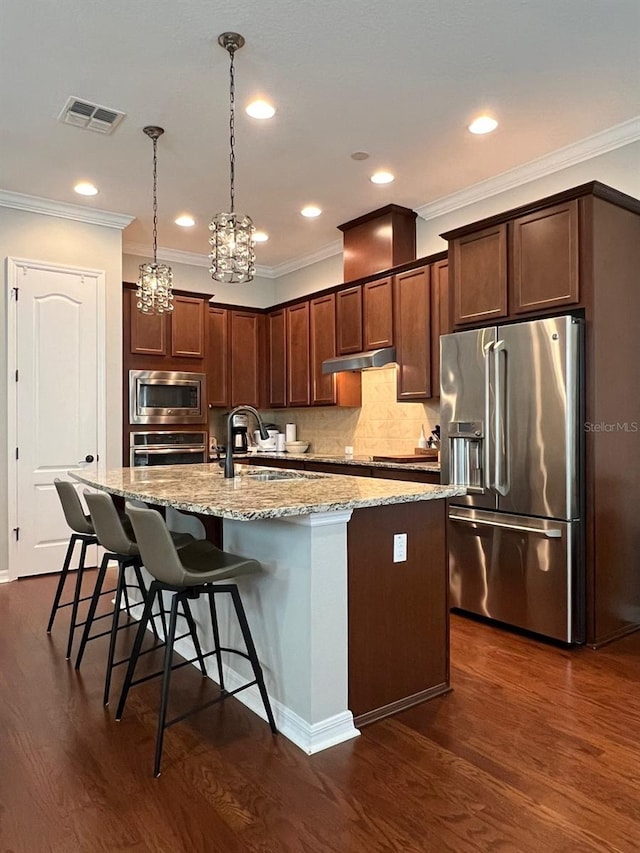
[347, 501, 449, 724]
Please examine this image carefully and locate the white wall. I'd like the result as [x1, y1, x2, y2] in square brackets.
[1, 207, 124, 576]
[122, 254, 277, 309]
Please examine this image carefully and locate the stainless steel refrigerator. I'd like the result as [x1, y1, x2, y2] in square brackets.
[440, 315, 584, 643]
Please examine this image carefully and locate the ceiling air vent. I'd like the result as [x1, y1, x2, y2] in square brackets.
[58, 97, 125, 134]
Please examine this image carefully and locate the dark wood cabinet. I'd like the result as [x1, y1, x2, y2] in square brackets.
[336, 286, 363, 354]
[267, 309, 287, 408]
[430, 260, 449, 398]
[171, 295, 206, 358]
[229, 310, 262, 407]
[394, 265, 432, 401]
[310, 294, 337, 406]
[510, 200, 579, 314]
[450, 224, 508, 326]
[207, 307, 229, 408]
[363, 276, 394, 350]
[286, 301, 311, 407]
[129, 291, 167, 355]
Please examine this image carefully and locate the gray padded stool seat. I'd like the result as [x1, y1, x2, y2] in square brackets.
[116, 502, 277, 777]
[47, 479, 105, 659]
[76, 490, 194, 705]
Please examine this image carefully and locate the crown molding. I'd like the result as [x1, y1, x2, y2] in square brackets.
[123, 239, 343, 279]
[415, 116, 640, 222]
[0, 189, 134, 229]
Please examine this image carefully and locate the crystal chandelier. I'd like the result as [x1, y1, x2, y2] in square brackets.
[209, 32, 256, 284]
[136, 126, 174, 314]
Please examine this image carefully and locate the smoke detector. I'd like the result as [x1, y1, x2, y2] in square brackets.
[58, 97, 125, 134]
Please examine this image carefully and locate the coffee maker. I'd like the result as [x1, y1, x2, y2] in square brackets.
[230, 413, 249, 454]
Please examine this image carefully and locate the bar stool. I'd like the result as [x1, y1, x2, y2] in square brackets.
[76, 490, 196, 705]
[116, 502, 277, 777]
[47, 479, 105, 659]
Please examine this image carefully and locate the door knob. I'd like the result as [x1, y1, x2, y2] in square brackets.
[79, 454, 94, 463]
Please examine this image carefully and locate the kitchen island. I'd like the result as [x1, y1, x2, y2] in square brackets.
[72, 463, 464, 753]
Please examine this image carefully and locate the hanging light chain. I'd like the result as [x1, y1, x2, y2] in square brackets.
[151, 133, 159, 263]
[228, 43, 236, 214]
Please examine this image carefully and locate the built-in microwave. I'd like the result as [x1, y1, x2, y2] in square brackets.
[129, 370, 206, 425]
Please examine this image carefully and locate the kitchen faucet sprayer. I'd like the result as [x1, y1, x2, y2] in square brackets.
[224, 406, 268, 478]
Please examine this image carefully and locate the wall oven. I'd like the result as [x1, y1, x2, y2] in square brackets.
[129, 370, 206, 425]
[130, 431, 208, 467]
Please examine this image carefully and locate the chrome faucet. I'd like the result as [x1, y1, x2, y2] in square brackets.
[224, 405, 268, 478]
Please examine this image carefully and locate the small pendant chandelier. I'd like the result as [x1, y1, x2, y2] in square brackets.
[209, 32, 256, 284]
[136, 126, 174, 314]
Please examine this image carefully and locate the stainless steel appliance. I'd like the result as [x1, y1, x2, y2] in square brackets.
[440, 315, 584, 643]
[129, 431, 207, 467]
[230, 413, 249, 453]
[129, 370, 206, 425]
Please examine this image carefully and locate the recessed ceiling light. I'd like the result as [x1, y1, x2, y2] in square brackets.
[351, 151, 370, 161]
[246, 99, 276, 119]
[301, 205, 322, 218]
[175, 214, 195, 227]
[468, 115, 498, 135]
[74, 181, 98, 196]
[370, 171, 394, 184]
[253, 231, 269, 243]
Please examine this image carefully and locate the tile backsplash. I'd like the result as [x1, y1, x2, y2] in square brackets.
[209, 365, 440, 456]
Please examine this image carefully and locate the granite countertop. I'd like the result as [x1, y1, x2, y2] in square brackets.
[72, 463, 463, 521]
[211, 451, 441, 473]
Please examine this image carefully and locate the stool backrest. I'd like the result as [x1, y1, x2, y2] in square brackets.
[54, 478, 93, 535]
[84, 491, 138, 557]
[125, 503, 187, 585]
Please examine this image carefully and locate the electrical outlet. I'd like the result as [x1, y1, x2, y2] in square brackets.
[393, 533, 407, 563]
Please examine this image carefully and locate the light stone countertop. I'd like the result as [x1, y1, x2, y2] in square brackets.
[211, 451, 441, 473]
[72, 463, 463, 521]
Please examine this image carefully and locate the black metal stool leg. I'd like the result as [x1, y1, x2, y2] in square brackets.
[132, 561, 163, 641]
[229, 587, 277, 734]
[46, 534, 78, 633]
[103, 559, 127, 706]
[182, 597, 208, 677]
[65, 538, 89, 660]
[154, 590, 182, 778]
[115, 584, 157, 721]
[74, 553, 110, 669]
[208, 594, 226, 692]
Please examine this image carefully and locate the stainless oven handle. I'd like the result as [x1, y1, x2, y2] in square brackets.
[132, 446, 206, 455]
[449, 511, 562, 538]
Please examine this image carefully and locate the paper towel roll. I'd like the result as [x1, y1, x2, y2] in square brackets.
[285, 423, 297, 442]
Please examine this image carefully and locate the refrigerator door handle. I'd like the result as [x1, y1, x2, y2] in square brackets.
[493, 340, 508, 496]
[449, 511, 562, 538]
[483, 341, 495, 490]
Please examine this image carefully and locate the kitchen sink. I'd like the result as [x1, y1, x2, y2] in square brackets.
[242, 469, 323, 482]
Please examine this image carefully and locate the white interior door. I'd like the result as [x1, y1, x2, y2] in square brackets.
[7, 259, 105, 579]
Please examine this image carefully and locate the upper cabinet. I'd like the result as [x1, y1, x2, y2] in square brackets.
[266, 309, 287, 408]
[286, 301, 311, 407]
[394, 266, 432, 401]
[310, 294, 361, 407]
[229, 310, 263, 408]
[447, 198, 580, 327]
[207, 307, 229, 408]
[363, 277, 394, 350]
[128, 291, 206, 358]
[336, 286, 363, 354]
[129, 294, 167, 356]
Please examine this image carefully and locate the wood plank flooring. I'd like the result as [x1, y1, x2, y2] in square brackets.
[2, 571, 640, 852]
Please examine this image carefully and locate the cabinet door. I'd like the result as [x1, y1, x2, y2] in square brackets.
[394, 266, 431, 401]
[171, 295, 206, 357]
[336, 286, 363, 354]
[430, 260, 449, 398]
[310, 294, 338, 406]
[230, 311, 261, 407]
[267, 309, 287, 408]
[207, 307, 229, 408]
[129, 290, 167, 355]
[451, 224, 507, 325]
[286, 301, 310, 407]
[363, 276, 394, 349]
[510, 200, 579, 314]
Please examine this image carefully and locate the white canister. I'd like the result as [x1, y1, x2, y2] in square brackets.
[275, 434, 286, 452]
[285, 423, 297, 442]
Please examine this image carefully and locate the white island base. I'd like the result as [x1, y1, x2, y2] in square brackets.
[170, 509, 359, 755]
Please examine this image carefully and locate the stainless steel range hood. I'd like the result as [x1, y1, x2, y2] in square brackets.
[322, 347, 396, 374]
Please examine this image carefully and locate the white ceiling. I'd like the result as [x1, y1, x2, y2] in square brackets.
[2, 0, 639, 272]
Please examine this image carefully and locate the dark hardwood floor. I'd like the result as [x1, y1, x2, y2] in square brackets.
[2, 571, 640, 852]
